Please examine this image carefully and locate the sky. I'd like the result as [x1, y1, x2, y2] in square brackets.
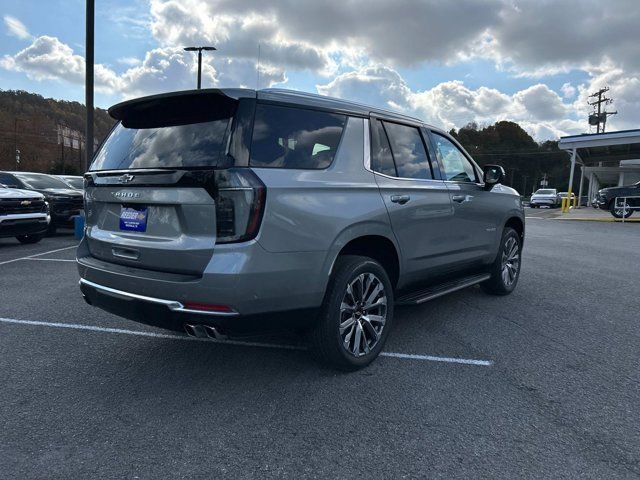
[1, 0, 639, 141]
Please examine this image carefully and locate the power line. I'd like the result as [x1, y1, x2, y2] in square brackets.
[587, 87, 617, 133]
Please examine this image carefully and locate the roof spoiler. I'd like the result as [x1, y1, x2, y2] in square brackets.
[108, 88, 256, 129]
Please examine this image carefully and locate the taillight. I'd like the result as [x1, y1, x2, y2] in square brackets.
[214, 169, 266, 243]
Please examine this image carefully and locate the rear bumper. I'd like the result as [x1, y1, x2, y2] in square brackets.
[79, 277, 317, 335]
[76, 236, 327, 332]
[530, 198, 557, 206]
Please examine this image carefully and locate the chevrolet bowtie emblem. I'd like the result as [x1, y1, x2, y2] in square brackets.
[118, 174, 135, 184]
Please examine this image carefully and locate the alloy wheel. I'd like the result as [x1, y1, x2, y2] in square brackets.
[501, 236, 520, 287]
[339, 273, 387, 357]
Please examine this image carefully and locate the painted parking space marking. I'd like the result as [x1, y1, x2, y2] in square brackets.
[0, 317, 493, 367]
[24, 258, 76, 263]
[0, 245, 77, 266]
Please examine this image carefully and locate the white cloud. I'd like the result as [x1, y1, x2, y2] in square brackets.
[319, 65, 583, 140]
[2, 0, 639, 142]
[0, 36, 285, 99]
[117, 57, 142, 67]
[149, 0, 335, 75]
[573, 65, 640, 132]
[3, 15, 32, 40]
[0, 36, 120, 92]
[561, 83, 576, 99]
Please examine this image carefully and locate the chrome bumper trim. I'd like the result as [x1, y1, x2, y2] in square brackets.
[79, 278, 239, 317]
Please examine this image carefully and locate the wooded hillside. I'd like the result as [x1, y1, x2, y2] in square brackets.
[450, 121, 572, 194]
[0, 90, 114, 175]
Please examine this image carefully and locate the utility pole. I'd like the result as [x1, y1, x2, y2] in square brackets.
[184, 46, 216, 89]
[588, 87, 617, 133]
[14, 118, 17, 165]
[85, 0, 94, 172]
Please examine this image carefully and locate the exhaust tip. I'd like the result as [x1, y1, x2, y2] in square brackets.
[184, 323, 227, 340]
[184, 323, 199, 337]
[203, 325, 228, 341]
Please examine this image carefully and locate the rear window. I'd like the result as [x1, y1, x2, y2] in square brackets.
[90, 119, 232, 171]
[250, 104, 346, 169]
[536, 189, 556, 195]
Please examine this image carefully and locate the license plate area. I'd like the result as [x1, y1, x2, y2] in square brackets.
[119, 206, 148, 232]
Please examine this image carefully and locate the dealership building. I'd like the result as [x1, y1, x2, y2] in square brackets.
[558, 129, 640, 206]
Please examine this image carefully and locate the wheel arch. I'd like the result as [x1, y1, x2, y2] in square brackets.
[322, 224, 402, 291]
[503, 215, 525, 244]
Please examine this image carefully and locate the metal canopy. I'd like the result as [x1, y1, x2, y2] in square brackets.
[558, 129, 640, 206]
[559, 129, 640, 166]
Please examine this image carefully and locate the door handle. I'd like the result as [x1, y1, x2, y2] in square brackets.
[390, 195, 410, 205]
[452, 194, 473, 203]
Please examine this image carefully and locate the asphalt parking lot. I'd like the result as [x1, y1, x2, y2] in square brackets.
[1, 220, 639, 479]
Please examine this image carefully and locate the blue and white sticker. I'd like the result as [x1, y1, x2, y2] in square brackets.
[119, 207, 148, 232]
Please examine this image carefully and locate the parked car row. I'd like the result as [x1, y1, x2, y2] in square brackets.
[0, 171, 83, 244]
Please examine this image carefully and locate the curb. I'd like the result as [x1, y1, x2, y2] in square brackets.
[552, 217, 640, 223]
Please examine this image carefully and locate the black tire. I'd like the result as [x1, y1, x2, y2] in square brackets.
[16, 234, 43, 244]
[609, 200, 633, 219]
[481, 227, 522, 295]
[47, 224, 57, 236]
[309, 255, 394, 371]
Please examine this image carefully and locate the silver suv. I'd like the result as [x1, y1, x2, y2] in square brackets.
[78, 88, 524, 370]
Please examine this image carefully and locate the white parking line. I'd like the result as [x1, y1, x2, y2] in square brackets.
[0, 317, 493, 366]
[381, 351, 493, 366]
[24, 258, 76, 263]
[0, 245, 77, 266]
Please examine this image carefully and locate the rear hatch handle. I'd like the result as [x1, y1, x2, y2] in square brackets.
[112, 247, 140, 261]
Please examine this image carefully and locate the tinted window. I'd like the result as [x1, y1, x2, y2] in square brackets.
[15, 174, 71, 189]
[383, 122, 432, 180]
[371, 120, 396, 176]
[0, 174, 21, 188]
[63, 177, 84, 189]
[250, 104, 345, 169]
[90, 119, 232, 171]
[432, 133, 477, 183]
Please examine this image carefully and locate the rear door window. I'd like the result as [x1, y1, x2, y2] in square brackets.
[250, 104, 346, 169]
[432, 133, 478, 183]
[371, 119, 397, 176]
[382, 122, 433, 180]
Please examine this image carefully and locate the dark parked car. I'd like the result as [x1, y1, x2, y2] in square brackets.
[0, 172, 83, 232]
[0, 185, 50, 244]
[594, 181, 640, 218]
[56, 175, 84, 191]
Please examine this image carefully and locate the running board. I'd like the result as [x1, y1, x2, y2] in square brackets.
[395, 273, 491, 305]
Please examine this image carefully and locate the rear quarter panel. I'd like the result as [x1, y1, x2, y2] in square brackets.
[251, 116, 398, 281]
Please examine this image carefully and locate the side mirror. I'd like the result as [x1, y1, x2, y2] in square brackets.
[483, 164, 505, 189]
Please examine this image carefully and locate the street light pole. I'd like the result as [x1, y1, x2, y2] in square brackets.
[184, 46, 216, 89]
[85, 0, 94, 172]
